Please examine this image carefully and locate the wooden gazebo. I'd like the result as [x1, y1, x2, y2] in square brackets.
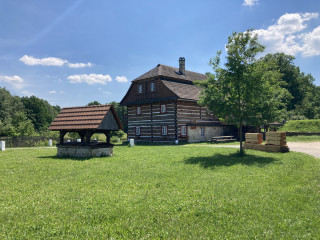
[49, 104, 123, 157]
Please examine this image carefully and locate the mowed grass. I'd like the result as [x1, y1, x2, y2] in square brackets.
[286, 135, 320, 142]
[1, 146, 320, 239]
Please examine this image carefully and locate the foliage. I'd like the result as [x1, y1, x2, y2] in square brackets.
[198, 30, 288, 154]
[21, 96, 60, 132]
[110, 129, 125, 138]
[279, 119, 320, 133]
[0, 88, 26, 136]
[260, 53, 320, 120]
[87, 101, 101, 106]
[10, 112, 36, 136]
[0, 88, 60, 136]
[1, 146, 320, 239]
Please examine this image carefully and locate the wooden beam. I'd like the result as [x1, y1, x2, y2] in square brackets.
[60, 131, 67, 144]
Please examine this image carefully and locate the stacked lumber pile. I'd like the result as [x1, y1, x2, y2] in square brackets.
[245, 133, 263, 144]
[243, 132, 289, 153]
[243, 133, 265, 151]
[265, 132, 289, 153]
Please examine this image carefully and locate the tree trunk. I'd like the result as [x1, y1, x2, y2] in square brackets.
[239, 123, 244, 156]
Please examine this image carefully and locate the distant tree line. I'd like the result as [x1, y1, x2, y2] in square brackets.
[0, 88, 61, 137]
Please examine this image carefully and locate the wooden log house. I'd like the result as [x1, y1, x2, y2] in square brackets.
[120, 58, 225, 143]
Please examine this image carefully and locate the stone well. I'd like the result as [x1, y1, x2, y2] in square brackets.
[57, 143, 114, 157]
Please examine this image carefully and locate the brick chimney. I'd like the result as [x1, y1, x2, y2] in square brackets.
[179, 57, 185, 75]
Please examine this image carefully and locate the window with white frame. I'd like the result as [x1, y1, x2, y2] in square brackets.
[138, 84, 143, 94]
[136, 106, 141, 115]
[181, 125, 187, 136]
[160, 104, 166, 113]
[201, 128, 205, 137]
[136, 126, 141, 136]
[162, 126, 168, 136]
[150, 82, 155, 92]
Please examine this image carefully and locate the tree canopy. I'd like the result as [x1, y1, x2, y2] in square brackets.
[259, 53, 320, 119]
[0, 88, 60, 136]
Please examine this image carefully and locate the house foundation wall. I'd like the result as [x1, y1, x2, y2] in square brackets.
[187, 126, 223, 143]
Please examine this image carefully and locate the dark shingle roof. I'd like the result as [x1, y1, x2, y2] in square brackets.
[49, 105, 122, 131]
[162, 80, 202, 101]
[133, 64, 207, 82]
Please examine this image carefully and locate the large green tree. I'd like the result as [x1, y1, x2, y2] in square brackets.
[0, 88, 36, 136]
[21, 96, 60, 132]
[198, 30, 288, 155]
[261, 53, 314, 110]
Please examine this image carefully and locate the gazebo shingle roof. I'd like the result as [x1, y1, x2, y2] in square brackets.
[49, 105, 123, 131]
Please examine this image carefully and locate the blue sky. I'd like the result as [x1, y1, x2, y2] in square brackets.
[0, 0, 320, 107]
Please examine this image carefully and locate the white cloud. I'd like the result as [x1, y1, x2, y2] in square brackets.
[20, 55, 67, 66]
[49, 90, 57, 94]
[254, 12, 320, 57]
[19, 55, 92, 68]
[0, 75, 24, 89]
[300, 26, 320, 57]
[68, 74, 112, 85]
[243, 0, 258, 6]
[115, 76, 128, 83]
[21, 90, 33, 96]
[68, 62, 92, 68]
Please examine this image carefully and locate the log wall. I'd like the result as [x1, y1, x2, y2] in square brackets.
[127, 100, 222, 142]
[127, 101, 176, 142]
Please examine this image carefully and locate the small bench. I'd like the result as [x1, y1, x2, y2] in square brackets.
[211, 136, 237, 143]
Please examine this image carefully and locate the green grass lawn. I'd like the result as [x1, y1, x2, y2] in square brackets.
[286, 135, 320, 142]
[1, 146, 320, 239]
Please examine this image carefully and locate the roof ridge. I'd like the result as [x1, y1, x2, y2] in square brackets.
[133, 64, 207, 82]
[62, 104, 111, 109]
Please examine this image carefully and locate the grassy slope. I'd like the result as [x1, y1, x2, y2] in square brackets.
[1, 146, 320, 239]
[279, 119, 320, 132]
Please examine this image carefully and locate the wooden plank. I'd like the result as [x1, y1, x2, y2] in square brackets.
[243, 143, 266, 151]
[265, 145, 289, 153]
[245, 133, 263, 144]
[266, 136, 286, 141]
[266, 132, 286, 138]
[265, 139, 287, 146]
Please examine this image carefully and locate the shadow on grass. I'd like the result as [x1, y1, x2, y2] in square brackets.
[184, 152, 277, 169]
[38, 155, 101, 161]
[119, 141, 188, 147]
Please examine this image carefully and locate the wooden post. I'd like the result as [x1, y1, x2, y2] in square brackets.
[78, 131, 85, 143]
[105, 131, 111, 144]
[85, 131, 93, 145]
[60, 131, 67, 144]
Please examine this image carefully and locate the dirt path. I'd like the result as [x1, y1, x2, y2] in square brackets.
[287, 142, 320, 159]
